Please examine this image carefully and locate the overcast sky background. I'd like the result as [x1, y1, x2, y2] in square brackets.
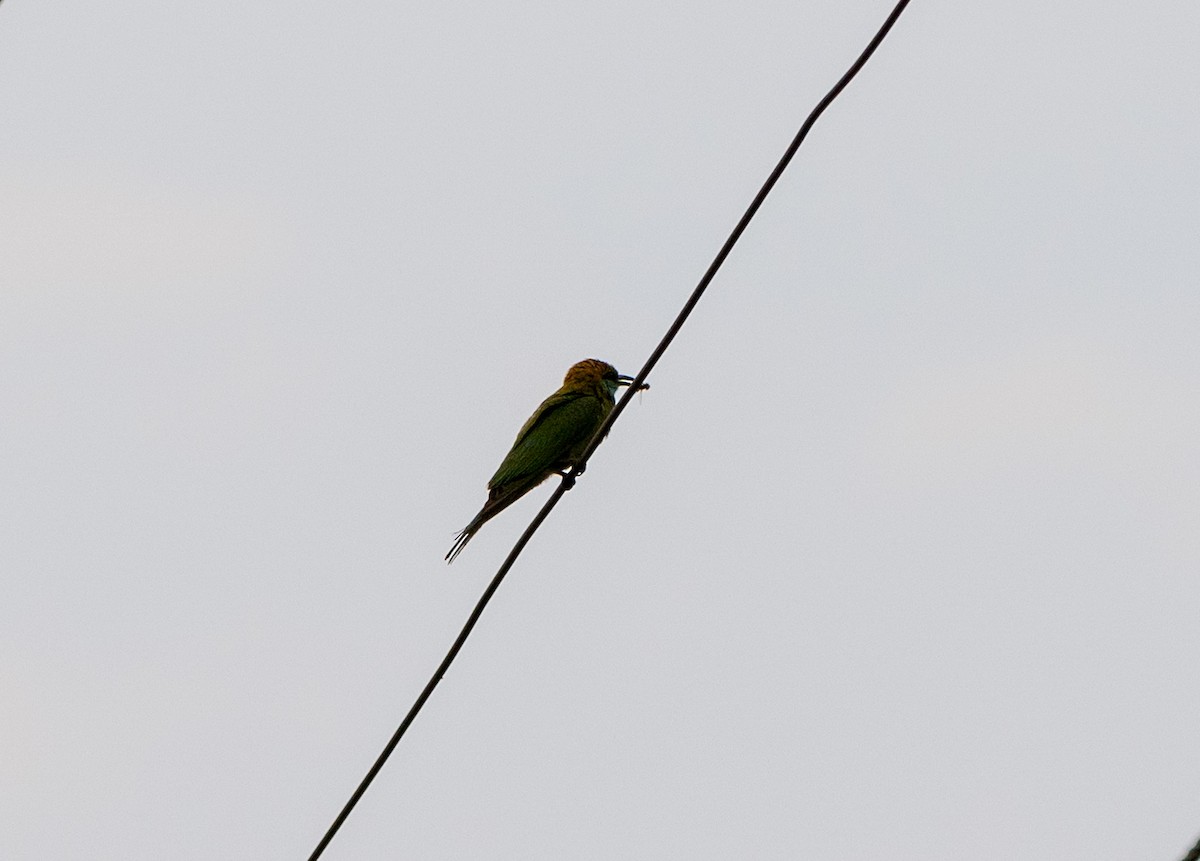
[3, 1, 1199, 858]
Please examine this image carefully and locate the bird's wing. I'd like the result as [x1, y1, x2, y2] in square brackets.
[488, 392, 604, 489]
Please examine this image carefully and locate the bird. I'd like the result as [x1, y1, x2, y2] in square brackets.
[446, 358, 643, 563]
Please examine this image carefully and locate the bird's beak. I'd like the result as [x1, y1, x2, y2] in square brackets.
[617, 374, 649, 391]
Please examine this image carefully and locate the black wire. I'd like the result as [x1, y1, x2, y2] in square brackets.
[307, 2, 912, 857]
[578, 0, 913, 459]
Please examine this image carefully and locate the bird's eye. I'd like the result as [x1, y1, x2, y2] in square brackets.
[603, 369, 618, 381]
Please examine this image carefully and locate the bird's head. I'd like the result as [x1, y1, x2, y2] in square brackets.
[563, 358, 642, 399]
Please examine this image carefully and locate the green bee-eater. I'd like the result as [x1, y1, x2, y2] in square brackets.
[446, 358, 641, 563]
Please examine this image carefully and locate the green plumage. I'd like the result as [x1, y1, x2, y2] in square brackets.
[446, 358, 636, 563]
[488, 391, 606, 489]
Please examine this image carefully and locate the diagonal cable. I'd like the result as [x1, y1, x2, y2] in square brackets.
[307, 2, 912, 857]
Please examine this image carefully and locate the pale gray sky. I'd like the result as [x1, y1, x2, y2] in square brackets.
[3, 1, 1199, 859]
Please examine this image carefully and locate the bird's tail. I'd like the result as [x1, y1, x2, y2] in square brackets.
[445, 474, 550, 563]
[445, 522, 480, 563]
